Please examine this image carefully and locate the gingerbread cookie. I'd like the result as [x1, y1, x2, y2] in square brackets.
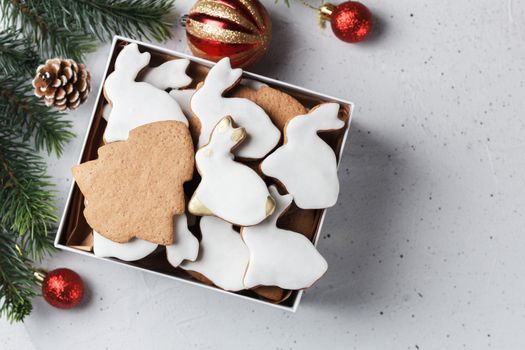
[141, 59, 191, 91]
[180, 216, 249, 292]
[102, 103, 112, 121]
[188, 117, 275, 226]
[190, 57, 280, 159]
[166, 214, 199, 267]
[231, 85, 307, 132]
[169, 89, 194, 119]
[261, 103, 345, 209]
[242, 186, 328, 290]
[72, 121, 194, 245]
[103, 43, 188, 142]
[93, 231, 157, 261]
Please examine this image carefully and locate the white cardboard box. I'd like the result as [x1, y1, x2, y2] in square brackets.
[55, 36, 354, 312]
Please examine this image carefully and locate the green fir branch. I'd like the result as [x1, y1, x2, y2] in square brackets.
[0, 29, 39, 76]
[0, 225, 38, 323]
[0, 0, 177, 323]
[0, 75, 74, 156]
[1, 0, 97, 62]
[41, 0, 174, 42]
[0, 128, 57, 260]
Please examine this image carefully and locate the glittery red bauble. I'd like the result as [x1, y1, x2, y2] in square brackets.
[42, 268, 84, 309]
[330, 1, 373, 43]
[185, 0, 272, 68]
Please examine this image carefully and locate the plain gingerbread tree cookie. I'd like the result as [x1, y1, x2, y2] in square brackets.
[103, 43, 188, 142]
[190, 57, 280, 159]
[242, 186, 328, 290]
[261, 103, 346, 209]
[188, 116, 275, 226]
[72, 121, 194, 245]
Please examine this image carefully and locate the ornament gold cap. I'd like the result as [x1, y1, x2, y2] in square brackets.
[34, 270, 47, 285]
[319, 3, 336, 28]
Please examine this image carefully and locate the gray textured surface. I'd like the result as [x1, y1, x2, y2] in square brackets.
[1, 1, 525, 349]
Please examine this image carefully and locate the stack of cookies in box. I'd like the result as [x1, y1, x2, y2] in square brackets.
[72, 43, 347, 303]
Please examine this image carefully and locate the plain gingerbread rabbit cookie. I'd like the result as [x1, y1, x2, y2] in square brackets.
[103, 43, 188, 142]
[242, 186, 328, 290]
[190, 57, 280, 159]
[261, 103, 345, 209]
[188, 116, 275, 226]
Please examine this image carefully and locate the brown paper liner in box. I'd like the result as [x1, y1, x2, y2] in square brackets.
[60, 39, 351, 306]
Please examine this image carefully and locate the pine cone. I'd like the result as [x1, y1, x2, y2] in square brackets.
[32, 58, 91, 111]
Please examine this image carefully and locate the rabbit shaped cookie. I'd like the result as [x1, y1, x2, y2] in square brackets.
[93, 230, 158, 262]
[261, 103, 345, 209]
[103, 43, 188, 142]
[242, 186, 328, 290]
[141, 59, 192, 91]
[93, 213, 198, 265]
[166, 214, 199, 268]
[188, 117, 275, 226]
[180, 216, 249, 292]
[190, 57, 280, 159]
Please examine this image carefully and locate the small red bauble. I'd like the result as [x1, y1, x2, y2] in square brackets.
[185, 0, 272, 68]
[42, 268, 84, 309]
[322, 1, 373, 43]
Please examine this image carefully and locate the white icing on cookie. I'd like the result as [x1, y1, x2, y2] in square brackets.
[240, 78, 268, 90]
[141, 59, 192, 91]
[103, 43, 188, 142]
[93, 231, 157, 261]
[169, 89, 194, 119]
[242, 186, 328, 290]
[261, 103, 345, 209]
[190, 57, 280, 159]
[102, 103, 112, 121]
[188, 117, 275, 226]
[166, 214, 199, 267]
[180, 216, 249, 291]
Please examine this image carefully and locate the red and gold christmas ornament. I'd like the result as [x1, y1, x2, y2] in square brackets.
[185, 0, 272, 68]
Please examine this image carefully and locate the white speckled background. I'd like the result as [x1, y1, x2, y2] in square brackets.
[1, 0, 525, 349]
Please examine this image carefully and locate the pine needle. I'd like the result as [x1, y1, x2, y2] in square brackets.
[0, 225, 37, 322]
[0, 29, 39, 76]
[1, 0, 97, 62]
[0, 128, 58, 260]
[42, 0, 175, 42]
[0, 75, 75, 156]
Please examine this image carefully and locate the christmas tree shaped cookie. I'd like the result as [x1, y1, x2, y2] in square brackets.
[72, 121, 194, 245]
[188, 117, 275, 226]
[242, 186, 328, 290]
[261, 103, 345, 209]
